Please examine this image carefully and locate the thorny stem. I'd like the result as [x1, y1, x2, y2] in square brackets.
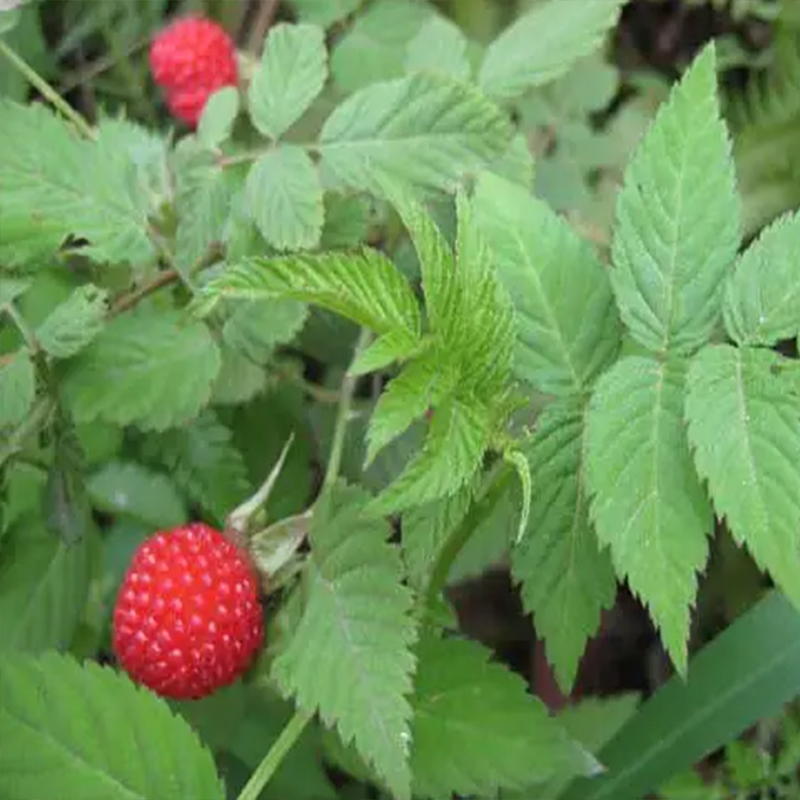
[236, 708, 312, 800]
[0, 38, 95, 139]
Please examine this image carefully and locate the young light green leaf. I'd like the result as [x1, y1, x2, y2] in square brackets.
[272, 483, 416, 800]
[404, 16, 470, 81]
[586, 356, 713, 673]
[610, 44, 740, 355]
[290, 0, 366, 28]
[62, 310, 221, 431]
[0, 652, 224, 800]
[512, 397, 616, 692]
[0, 520, 94, 653]
[248, 22, 328, 140]
[370, 396, 491, 514]
[409, 636, 599, 799]
[473, 172, 621, 394]
[35, 285, 108, 359]
[222, 298, 308, 364]
[319, 72, 510, 195]
[349, 328, 424, 377]
[0, 348, 35, 428]
[245, 146, 324, 250]
[479, 0, 625, 100]
[203, 249, 421, 340]
[141, 412, 251, 526]
[685, 345, 800, 610]
[0, 100, 156, 266]
[87, 461, 187, 529]
[197, 86, 240, 149]
[723, 210, 800, 346]
[330, 0, 434, 92]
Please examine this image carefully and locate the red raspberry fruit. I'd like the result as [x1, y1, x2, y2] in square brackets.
[149, 16, 238, 126]
[113, 523, 263, 700]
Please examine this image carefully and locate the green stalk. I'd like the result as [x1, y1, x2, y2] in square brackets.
[0, 39, 94, 139]
[236, 709, 312, 800]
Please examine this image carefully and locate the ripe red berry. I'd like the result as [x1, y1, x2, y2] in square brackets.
[113, 523, 263, 699]
[149, 16, 238, 126]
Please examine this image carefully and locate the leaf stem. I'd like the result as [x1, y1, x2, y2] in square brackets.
[423, 461, 514, 611]
[0, 38, 95, 139]
[236, 708, 312, 800]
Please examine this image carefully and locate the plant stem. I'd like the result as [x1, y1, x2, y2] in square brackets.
[423, 462, 515, 612]
[3, 302, 39, 355]
[0, 39, 94, 139]
[236, 709, 312, 800]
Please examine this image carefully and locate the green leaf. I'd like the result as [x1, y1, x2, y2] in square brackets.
[404, 16, 470, 81]
[222, 298, 308, 364]
[371, 396, 491, 514]
[210, 346, 266, 406]
[62, 309, 221, 431]
[0, 652, 224, 800]
[87, 461, 187, 529]
[585, 356, 713, 673]
[290, 0, 366, 27]
[512, 397, 617, 692]
[272, 483, 416, 799]
[685, 345, 800, 610]
[203, 249, 420, 341]
[0, 100, 156, 266]
[0, 279, 31, 305]
[479, 0, 625, 100]
[723, 210, 800, 346]
[473, 172, 621, 394]
[197, 87, 240, 149]
[349, 328, 423, 377]
[561, 592, 800, 800]
[409, 636, 599, 798]
[248, 22, 327, 141]
[318, 72, 510, 195]
[0, 520, 94, 653]
[330, 0, 434, 92]
[0, 348, 35, 428]
[610, 44, 740, 355]
[245, 146, 324, 250]
[35, 285, 108, 359]
[141, 412, 251, 525]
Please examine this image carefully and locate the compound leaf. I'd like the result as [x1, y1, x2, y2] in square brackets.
[586, 356, 713, 673]
[685, 345, 800, 610]
[272, 483, 416, 799]
[610, 44, 740, 355]
[0, 652, 224, 800]
[62, 310, 221, 431]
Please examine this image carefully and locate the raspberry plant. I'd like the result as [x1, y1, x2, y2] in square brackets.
[2, 1, 800, 800]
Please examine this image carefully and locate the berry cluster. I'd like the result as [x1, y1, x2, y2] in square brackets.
[149, 16, 238, 126]
[113, 523, 263, 699]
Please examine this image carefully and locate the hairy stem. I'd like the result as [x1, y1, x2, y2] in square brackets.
[236, 709, 312, 800]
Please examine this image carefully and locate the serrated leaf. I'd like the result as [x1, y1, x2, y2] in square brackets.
[723, 210, 800, 346]
[586, 356, 713, 673]
[204, 249, 420, 341]
[197, 87, 240, 149]
[0, 348, 35, 428]
[141, 411, 251, 525]
[349, 328, 422, 377]
[685, 345, 800, 609]
[0, 279, 31, 305]
[245, 146, 324, 250]
[248, 23, 328, 140]
[62, 310, 221, 431]
[610, 45, 740, 355]
[512, 397, 616, 692]
[318, 72, 510, 195]
[0, 652, 224, 800]
[0, 520, 94, 652]
[210, 345, 266, 406]
[409, 636, 599, 798]
[0, 100, 156, 266]
[330, 0, 434, 92]
[473, 172, 621, 395]
[35, 285, 108, 359]
[290, 0, 366, 27]
[272, 483, 416, 800]
[404, 16, 470, 81]
[479, 0, 624, 100]
[87, 461, 187, 529]
[371, 396, 491, 514]
[222, 298, 308, 364]
[320, 193, 372, 249]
